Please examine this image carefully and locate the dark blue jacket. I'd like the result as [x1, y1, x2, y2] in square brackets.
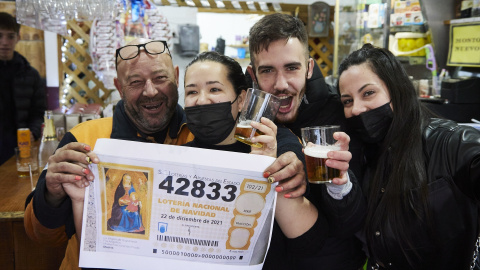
[0, 51, 46, 164]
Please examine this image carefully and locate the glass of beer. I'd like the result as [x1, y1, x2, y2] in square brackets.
[301, 126, 341, 184]
[235, 88, 280, 148]
[15, 146, 39, 178]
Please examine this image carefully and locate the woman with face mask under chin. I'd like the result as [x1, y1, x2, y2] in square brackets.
[183, 51, 335, 268]
[338, 43, 480, 270]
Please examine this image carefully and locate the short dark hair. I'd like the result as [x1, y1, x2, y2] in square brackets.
[185, 51, 247, 96]
[249, 13, 309, 67]
[0, 12, 20, 34]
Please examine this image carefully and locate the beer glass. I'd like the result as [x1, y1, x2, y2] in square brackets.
[15, 146, 39, 178]
[301, 126, 341, 184]
[235, 88, 280, 148]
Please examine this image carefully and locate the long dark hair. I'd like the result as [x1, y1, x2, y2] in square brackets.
[338, 44, 437, 265]
[185, 51, 247, 96]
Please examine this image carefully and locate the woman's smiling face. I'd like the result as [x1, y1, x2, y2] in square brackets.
[184, 60, 243, 118]
[339, 63, 392, 118]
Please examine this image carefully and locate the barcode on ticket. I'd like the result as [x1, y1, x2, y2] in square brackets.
[157, 235, 219, 247]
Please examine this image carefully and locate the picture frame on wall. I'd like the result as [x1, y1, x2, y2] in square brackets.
[308, 1, 330, 37]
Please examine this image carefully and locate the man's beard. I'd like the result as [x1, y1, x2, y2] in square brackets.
[123, 90, 179, 134]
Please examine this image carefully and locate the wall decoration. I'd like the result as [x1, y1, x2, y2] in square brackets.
[308, 1, 330, 37]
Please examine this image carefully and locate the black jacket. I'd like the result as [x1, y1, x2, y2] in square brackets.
[367, 118, 480, 270]
[0, 51, 46, 164]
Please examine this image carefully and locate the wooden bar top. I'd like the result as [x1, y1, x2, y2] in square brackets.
[0, 156, 39, 220]
[0, 157, 67, 270]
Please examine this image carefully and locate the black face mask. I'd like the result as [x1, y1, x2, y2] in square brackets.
[185, 101, 237, 145]
[346, 102, 393, 144]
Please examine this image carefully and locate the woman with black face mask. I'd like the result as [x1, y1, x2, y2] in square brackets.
[183, 51, 352, 269]
[338, 43, 480, 270]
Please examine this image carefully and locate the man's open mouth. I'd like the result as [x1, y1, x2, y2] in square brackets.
[278, 96, 293, 113]
[142, 103, 162, 111]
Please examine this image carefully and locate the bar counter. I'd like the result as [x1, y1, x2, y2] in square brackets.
[0, 157, 66, 270]
[0, 157, 36, 217]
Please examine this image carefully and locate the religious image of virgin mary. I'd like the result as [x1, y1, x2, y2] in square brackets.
[107, 173, 145, 233]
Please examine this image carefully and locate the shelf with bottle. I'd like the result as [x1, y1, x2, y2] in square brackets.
[359, 27, 385, 34]
[389, 24, 427, 34]
[396, 56, 426, 65]
[227, 44, 250, 64]
[444, 16, 480, 25]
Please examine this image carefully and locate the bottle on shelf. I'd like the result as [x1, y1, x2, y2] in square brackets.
[38, 111, 59, 171]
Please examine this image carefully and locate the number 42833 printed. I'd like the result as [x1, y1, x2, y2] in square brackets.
[158, 176, 238, 203]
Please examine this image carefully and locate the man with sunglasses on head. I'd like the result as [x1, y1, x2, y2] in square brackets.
[23, 38, 194, 269]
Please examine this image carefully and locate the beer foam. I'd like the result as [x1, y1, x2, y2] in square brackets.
[304, 145, 340, 158]
[236, 121, 252, 128]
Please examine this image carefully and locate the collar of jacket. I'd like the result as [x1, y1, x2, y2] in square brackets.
[298, 59, 332, 115]
[0, 51, 30, 71]
[111, 99, 186, 143]
[424, 118, 459, 138]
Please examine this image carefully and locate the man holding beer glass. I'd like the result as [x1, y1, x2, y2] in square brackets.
[247, 13, 366, 270]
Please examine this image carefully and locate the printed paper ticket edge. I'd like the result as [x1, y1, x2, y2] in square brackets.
[226, 178, 272, 250]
